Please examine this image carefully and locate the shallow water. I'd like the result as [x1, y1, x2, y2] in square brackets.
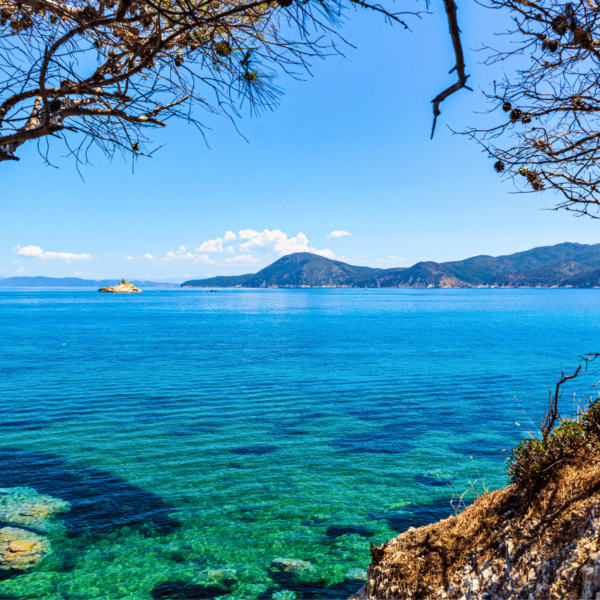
[0, 288, 599, 599]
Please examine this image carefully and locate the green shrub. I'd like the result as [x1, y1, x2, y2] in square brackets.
[508, 401, 600, 494]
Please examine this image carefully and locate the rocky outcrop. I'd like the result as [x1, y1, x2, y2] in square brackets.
[98, 279, 142, 293]
[0, 487, 69, 572]
[347, 458, 600, 600]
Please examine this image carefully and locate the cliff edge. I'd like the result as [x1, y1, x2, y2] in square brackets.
[350, 402, 600, 600]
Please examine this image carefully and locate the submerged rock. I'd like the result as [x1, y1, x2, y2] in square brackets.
[0, 488, 69, 572]
[0, 527, 49, 571]
[98, 279, 142, 293]
[271, 558, 315, 573]
[0, 487, 70, 532]
[346, 569, 368, 581]
[206, 568, 237, 583]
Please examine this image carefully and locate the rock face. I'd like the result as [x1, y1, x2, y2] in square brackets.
[347, 459, 600, 600]
[98, 279, 142, 293]
[0, 487, 69, 572]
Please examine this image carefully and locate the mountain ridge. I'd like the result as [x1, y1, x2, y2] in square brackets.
[181, 243, 600, 288]
[0, 276, 178, 288]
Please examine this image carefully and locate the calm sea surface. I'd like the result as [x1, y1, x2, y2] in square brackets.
[1, 288, 599, 599]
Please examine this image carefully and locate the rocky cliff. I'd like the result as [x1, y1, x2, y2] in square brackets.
[348, 404, 600, 600]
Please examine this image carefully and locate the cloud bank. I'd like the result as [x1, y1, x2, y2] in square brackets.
[14, 245, 92, 262]
[238, 229, 334, 258]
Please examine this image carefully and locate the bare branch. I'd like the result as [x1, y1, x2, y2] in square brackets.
[430, 0, 470, 138]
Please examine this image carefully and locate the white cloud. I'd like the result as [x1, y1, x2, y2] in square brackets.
[238, 229, 334, 258]
[194, 254, 215, 264]
[125, 256, 134, 260]
[388, 256, 406, 260]
[163, 246, 195, 261]
[196, 231, 238, 253]
[196, 238, 224, 253]
[73, 271, 95, 277]
[13, 266, 29, 275]
[239, 229, 260, 239]
[227, 247, 235, 254]
[14, 245, 92, 263]
[225, 254, 262, 264]
[142, 254, 155, 260]
[328, 231, 351, 238]
[314, 248, 336, 259]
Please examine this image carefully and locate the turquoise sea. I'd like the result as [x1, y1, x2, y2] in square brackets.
[1, 288, 600, 599]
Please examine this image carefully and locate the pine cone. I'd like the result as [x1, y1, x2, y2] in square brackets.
[542, 38, 559, 52]
[531, 177, 544, 191]
[174, 56, 184, 67]
[574, 27, 594, 49]
[572, 95, 586, 109]
[510, 108, 523, 122]
[81, 5, 97, 21]
[277, 0, 294, 7]
[521, 113, 532, 124]
[519, 166, 530, 177]
[551, 15, 568, 36]
[1, 6, 11, 25]
[494, 160, 505, 173]
[49, 98, 62, 112]
[502, 101, 512, 112]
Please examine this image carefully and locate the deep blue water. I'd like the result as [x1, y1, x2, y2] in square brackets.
[0, 288, 599, 599]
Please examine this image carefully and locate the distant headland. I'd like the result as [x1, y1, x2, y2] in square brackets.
[181, 242, 600, 289]
[0, 277, 178, 289]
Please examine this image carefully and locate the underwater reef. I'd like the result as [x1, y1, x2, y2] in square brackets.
[0, 487, 69, 572]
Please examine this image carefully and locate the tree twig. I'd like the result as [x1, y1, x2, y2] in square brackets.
[431, 0, 471, 138]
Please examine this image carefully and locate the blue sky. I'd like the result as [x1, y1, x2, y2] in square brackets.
[2, 1, 599, 282]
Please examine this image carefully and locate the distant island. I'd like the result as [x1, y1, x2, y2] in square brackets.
[98, 280, 142, 293]
[181, 243, 600, 289]
[0, 277, 178, 288]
